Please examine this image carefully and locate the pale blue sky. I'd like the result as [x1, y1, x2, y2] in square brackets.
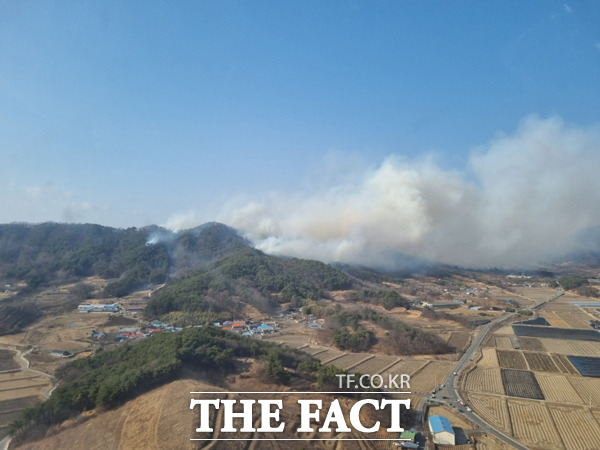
[1, 1, 599, 230]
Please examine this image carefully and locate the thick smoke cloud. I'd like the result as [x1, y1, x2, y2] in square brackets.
[173, 116, 600, 268]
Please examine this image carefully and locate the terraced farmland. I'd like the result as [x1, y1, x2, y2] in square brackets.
[541, 339, 600, 356]
[507, 399, 563, 449]
[501, 369, 544, 400]
[524, 352, 560, 373]
[569, 377, 600, 406]
[467, 393, 512, 434]
[479, 348, 499, 367]
[548, 404, 600, 450]
[313, 349, 345, 363]
[463, 367, 504, 395]
[408, 360, 454, 394]
[535, 373, 582, 404]
[519, 337, 545, 351]
[0, 349, 19, 371]
[497, 350, 529, 370]
[329, 353, 372, 371]
[494, 336, 514, 350]
[351, 355, 399, 375]
[382, 359, 429, 378]
[552, 354, 579, 375]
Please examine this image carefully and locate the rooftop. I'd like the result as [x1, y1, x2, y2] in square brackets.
[429, 415, 454, 435]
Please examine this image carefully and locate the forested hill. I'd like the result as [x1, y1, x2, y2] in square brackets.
[145, 247, 354, 320]
[0, 222, 249, 294]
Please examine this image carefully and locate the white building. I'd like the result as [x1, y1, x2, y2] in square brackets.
[428, 415, 455, 445]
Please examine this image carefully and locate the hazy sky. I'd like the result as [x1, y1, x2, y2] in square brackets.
[2, 1, 600, 266]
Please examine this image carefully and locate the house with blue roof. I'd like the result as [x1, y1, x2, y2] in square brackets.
[428, 415, 455, 445]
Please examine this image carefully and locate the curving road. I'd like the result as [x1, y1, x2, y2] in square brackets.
[417, 287, 564, 449]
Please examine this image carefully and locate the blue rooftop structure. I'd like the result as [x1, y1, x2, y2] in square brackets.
[429, 415, 454, 435]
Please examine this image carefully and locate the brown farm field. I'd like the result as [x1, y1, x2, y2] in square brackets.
[523, 352, 560, 373]
[506, 399, 563, 449]
[494, 335, 514, 350]
[540, 338, 600, 356]
[548, 404, 600, 450]
[501, 369, 544, 400]
[478, 347, 499, 367]
[463, 367, 504, 395]
[497, 350, 529, 370]
[408, 360, 454, 394]
[466, 393, 512, 435]
[535, 373, 583, 404]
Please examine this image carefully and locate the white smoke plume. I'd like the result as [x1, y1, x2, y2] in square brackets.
[173, 116, 600, 268]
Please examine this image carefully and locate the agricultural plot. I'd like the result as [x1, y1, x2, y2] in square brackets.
[0, 349, 18, 371]
[329, 353, 372, 371]
[314, 349, 345, 363]
[408, 360, 454, 394]
[535, 373, 583, 404]
[447, 331, 471, 351]
[382, 359, 429, 378]
[481, 334, 495, 347]
[552, 354, 580, 375]
[351, 355, 399, 375]
[0, 395, 41, 439]
[548, 404, 600, 450]
[501, 369, 544, 400]
[541, 338, 600, 356]
[567, 356, 600, 377]
[518, 337, 545, 351]
[569, 377, 600, 406]
[494, 336, 513, 350]
[271, 334, 313, 348]
[541, 311, 571, 328]
[524, 352, 560, 373]
[507, 399, 563, 449]
[478, 348, 499, 367]
[304, 346, 327, 356]
[466, 393, 511, 434]
[513, 325, 600, 341]
[516, 317, 549, 326]
[463, 367, 504, 395]
[497, 350, 529, 370]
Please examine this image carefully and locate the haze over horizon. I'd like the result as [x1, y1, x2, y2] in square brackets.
[1, 2, 599, 267]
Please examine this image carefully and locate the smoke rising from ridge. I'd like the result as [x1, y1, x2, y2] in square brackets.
[170, 116, 600, 268]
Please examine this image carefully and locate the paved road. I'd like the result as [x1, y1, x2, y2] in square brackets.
[417, 287, 564, 449]
[0, 346, 57, 450]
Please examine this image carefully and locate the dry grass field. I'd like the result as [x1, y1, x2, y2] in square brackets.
[535, 373, 583, 404]
[541, 311, 572, 328]
[519, 337, 545, 351]
[351, 354, 399, 374]
[382, 359, 429, 379]
[569, 377, 600, 406]
[540, 338, 600, 356]
[329, 353, 372, 371]
[447, 331, 471, 351]
[0, 349, 19, 371]
[313, 349, 345, 363]
[478, 348, 498, 367]
[463, 367, 504, 395]
[548, 404, 600, 450]
[523, 352, 560, 373]
[408, 360, 454, 394]
[497, 350, 529, 370]
[467, 393, 512, 435]
[506, 399, 563, 449]
[494, 336, 514, 350]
